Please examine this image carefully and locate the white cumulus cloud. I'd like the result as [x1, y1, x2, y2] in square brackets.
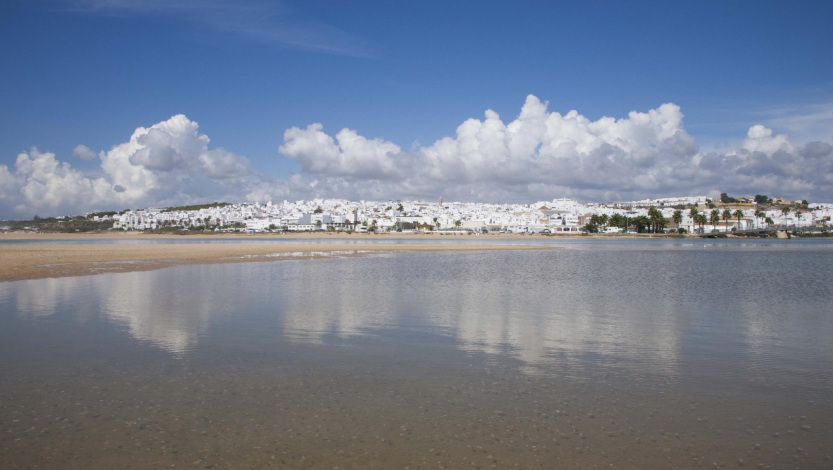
[278, 95, 833, 203]
[3, 96, 832, 219]
[72, 144, 98, 161]
[0, 115, 257, 218]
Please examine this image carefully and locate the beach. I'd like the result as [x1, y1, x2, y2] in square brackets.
[0, 231, 557, 282]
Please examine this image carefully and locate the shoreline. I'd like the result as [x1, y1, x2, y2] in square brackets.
[0, 236, 559, 282]
[0, 229, 684, 241]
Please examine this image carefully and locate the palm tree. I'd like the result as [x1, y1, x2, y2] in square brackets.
[648, 206, 665, 233]
[689, 207, 699, 234]
[710, 209, 720, 233]
[734, 210, 744, 232]
[765, 217, 774, 228]
[672, 210, 683, 233]
[722, 209, 732, 232]
[695, 213, 707, 234]
[795, 210, 803, 232]
[781, 206, 790, 228]
[632, 215, 650, 233]
[754, 210, 765, 230]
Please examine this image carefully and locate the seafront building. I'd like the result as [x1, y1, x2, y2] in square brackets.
[105, 196, 833, 234]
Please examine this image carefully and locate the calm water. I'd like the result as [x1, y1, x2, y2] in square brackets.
[1, 239, 832, 469]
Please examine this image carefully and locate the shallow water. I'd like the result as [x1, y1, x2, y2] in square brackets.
[1, 239, 832, 469]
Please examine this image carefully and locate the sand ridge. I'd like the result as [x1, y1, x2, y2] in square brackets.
[0, 235, 557, 281]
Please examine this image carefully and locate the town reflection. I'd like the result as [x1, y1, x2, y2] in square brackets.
[274, 251, 691, 379]
[8, 266, 239, 355]
[7, 248, 827, 383]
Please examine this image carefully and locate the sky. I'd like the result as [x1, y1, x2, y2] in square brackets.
[1, 0, 832, 219]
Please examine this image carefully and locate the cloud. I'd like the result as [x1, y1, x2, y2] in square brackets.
[72, 144, 98, 161]
[280, 124, 408, 180]
[0, 148, 113, 217]
[279, 95, 833, 203]
[3, 96, 833, 219]
[0, 115, 257, 218]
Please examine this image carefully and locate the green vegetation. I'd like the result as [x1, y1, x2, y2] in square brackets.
[722, 209, 732, 231]
[647, 206, 667, 233]
[161, 202, 232, 212]
[689, 214, 700, 233]
[3, 216, 113, 233]
[710, 209, 720, 232]
[584, 208, 668, 234]
[672, 210, 683, 232]
[734, 209, 744, 231]
[583, 214, 608, 233]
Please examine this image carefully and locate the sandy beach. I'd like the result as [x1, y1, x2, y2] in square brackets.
[0, 231, 558, 282]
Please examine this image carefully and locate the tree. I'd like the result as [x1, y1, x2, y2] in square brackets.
[765, 217, 774, 228]
[696, 213, 708, 233]
[630, 215, 650, 233]
[795, 210, 803, 231]
[733, 210, 744, 232]
[454, 219, 462, 229]
[689, 207, 699, 234]
[722, 209, 733, 232]
[647, 206, 666, 233]
[754, 194, 769, 205]
[754, 210, 765, 230]
[583, 215, 599, 233]
[433, 217, 439, 231]
[584, 214, 613, 233]
[710, 209, 720, 233]
[314, 206, 323, 214]
[672, 210, 683, 232]
[598, 214, 609, 231]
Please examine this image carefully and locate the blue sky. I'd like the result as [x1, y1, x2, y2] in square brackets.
[1, 0, 832, 218]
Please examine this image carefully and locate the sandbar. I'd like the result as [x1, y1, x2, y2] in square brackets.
[0, 233, 557, 282]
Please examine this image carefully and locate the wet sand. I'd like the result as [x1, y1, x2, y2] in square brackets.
[0, 234, 556, 282]
[2, 340, 829, 470]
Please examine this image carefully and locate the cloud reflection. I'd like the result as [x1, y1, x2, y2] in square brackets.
[5, 248, 828, 383]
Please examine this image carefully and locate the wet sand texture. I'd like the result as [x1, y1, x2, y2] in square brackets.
[0, 241, 555, 282]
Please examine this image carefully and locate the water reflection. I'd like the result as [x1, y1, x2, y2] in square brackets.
[3, 243, 832, 393]
[5, 267, 241, 354]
